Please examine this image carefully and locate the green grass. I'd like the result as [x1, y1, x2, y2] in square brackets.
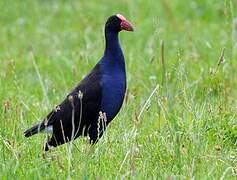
[0, 0, 237, 179]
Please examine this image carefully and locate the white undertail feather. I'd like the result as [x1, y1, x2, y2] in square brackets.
[43, 125, 53, 134]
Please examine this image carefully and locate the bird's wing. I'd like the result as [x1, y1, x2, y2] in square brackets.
[24, 63, 102, 138]
[47, 63, 102, 127]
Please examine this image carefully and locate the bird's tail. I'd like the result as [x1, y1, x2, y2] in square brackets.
[24, 123, 44, 137]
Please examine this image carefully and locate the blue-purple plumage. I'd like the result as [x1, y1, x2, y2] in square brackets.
[24, 14, 133, 150]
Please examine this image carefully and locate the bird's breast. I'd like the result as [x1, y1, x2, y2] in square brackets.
[100, 69, 126, 121]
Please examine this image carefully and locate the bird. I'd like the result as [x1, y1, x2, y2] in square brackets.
[24, 14, 134, 151]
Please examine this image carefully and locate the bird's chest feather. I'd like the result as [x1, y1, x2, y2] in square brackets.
[100, 65, 126, 121]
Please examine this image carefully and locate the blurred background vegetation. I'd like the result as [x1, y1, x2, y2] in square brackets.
[0, 0, 236, 179]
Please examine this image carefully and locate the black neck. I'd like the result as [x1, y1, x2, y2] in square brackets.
[104, 30, 122, 57]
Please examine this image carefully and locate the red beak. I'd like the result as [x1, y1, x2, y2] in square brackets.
[116, 14, 134, 32]
[120, 20, 134, 31]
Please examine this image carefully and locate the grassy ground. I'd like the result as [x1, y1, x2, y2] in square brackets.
[0, 0, 236, 179]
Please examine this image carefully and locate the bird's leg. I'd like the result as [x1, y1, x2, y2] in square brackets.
[89, 111, 107, 144]
[44, 136, 57, 151]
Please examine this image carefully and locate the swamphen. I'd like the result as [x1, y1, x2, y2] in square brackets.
[24, 14, 134, 151]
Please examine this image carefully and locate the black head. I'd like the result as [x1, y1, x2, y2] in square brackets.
[105, 14, 134, 33]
